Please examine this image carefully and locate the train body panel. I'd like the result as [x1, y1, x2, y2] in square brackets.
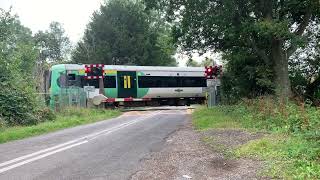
[142, 87, 204, 98]
[49, 64, 207, 107]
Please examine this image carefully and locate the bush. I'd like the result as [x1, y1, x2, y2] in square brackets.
[221, 97, 320, 140]
[35, 107, 56, 122]
[0, 83, 38, 126]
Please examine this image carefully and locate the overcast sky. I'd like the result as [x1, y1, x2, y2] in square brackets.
[0, 0, 103, 44]
[0, 0, 220, 66]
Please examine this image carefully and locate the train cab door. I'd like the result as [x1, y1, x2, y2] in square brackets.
[117, 71, 137, 98]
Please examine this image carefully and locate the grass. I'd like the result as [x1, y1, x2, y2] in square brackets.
[0, 108, 121, 144]
[192, 107, 241, 130]
[192, 100, 320, 180]
[235, 135, 320, 179]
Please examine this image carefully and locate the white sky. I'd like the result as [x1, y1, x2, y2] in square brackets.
[0, 0, 221, 66]
[0, 0, 103, 44]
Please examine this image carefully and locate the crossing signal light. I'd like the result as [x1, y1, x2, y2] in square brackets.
[205, 65, 222, 79]
[84, 64, 104, 79]
[205, 66, 214, 79]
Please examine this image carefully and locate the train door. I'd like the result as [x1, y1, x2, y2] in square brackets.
[117, 71, 137, 98]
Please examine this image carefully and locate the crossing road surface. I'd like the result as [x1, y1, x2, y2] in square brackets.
[0, 108, 191, 180]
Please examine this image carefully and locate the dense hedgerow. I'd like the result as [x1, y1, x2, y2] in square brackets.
[222, 97, 320, 140]
[0, 74, 55, 127]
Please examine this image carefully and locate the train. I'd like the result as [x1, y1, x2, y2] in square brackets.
[49, 64, 208, 108]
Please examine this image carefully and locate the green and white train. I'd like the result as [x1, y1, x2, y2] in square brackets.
[49, 64, 207, 108]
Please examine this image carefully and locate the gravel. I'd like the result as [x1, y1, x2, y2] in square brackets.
[131, 116, 264, 180]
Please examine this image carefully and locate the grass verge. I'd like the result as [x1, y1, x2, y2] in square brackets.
[192, 103, 320, 180]
[0, 108, 121, 144]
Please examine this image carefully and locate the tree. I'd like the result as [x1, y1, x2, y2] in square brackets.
[200, 57, 215, 67]
[34, 22, 71, 95]
[146, 0, 320, 99]
[289, 23, 320, 104]
[35, 21, 71, 63]
[221, 49, 275, 102]
[72, 0, 176, 66]
[186, 58, 200, 67]
[0, 9, 39, 125]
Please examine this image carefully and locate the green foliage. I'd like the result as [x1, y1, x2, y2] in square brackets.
[221, 50, 275, 103]
[0, 9, 67, 126]
[35, 107, 56, 123]
[235, 135, 320, 179]
[72, 0, 176, 66]
[0, 84, 38, 126]
[185, 58, 200, 67]
[0, 9, 39, 126]
[35, 21, 71, 63]
[200, 57, 215, 67]
[289, 23, 320, 105]
[0, 108, 121, 144]
[192, 107, 241, 129]
[216, 98, 320, 139]
[146, 0, 320, 98]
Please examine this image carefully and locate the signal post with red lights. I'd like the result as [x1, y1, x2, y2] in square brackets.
[204, 65, 222, 107]
[84, 64, 105, 95]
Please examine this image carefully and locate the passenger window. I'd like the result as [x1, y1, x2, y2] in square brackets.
[138, 76, 206, 88]
[104, 76, 116, 88]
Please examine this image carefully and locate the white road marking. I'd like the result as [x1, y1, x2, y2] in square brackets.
[0, 111, 162, 174]
[0, 139, 82, 168]
[0, 141, 88, 174]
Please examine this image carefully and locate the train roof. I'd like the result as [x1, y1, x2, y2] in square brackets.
[52, 64, 205, 72]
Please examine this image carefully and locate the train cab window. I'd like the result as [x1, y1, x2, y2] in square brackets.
[57, 73, 82, 88]
[67, 74, 76, 81]
[81, 78, 99, 88]
[57, 74, 67, 88]
[81, 76, 116, 88]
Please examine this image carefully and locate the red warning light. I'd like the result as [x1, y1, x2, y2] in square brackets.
[205, 65, 222, 79]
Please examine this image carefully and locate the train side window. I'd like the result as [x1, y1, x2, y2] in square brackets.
[180, 77, 207, 87]
[167, 77, 178, 87]
[138, 76, 179, 88]
[104, 76, 116, 88]
[139, 76, 155, 88]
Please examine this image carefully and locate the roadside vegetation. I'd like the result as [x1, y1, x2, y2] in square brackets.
[193, 98, 320, 179]
[0, 108, 121, 144]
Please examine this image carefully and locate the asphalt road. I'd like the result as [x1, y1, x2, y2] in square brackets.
[0, 108, 190, 180]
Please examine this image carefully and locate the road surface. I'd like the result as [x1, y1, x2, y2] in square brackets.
[0, 109, 190, 180]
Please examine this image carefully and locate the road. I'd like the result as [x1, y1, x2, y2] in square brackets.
[0, 109, 190, 180]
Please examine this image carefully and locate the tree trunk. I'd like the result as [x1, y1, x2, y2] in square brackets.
[272, 39, 291, 99]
